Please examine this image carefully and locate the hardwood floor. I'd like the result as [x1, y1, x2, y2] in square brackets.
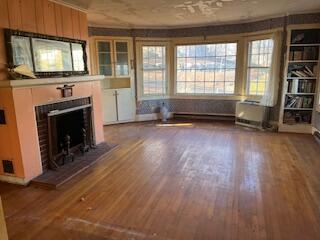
[1, 120, 320, 240]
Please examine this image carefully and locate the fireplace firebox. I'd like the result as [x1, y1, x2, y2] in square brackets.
[35, 97, 94, 171]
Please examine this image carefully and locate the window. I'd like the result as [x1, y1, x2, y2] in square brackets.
[247, 39, 274, 96]
[142, 46, 167, 95]
[176, 43, 237, 95]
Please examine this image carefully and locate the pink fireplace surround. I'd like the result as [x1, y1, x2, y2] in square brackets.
[0, 75, 105, 185]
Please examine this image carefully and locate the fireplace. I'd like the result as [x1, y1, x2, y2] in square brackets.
[0, 75, 105, 185]
[35, 97, 94, 171]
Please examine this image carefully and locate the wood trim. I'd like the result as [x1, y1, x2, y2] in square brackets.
[0, 197, 8, 240]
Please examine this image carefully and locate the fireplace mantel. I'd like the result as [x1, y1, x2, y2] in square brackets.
[0, 75, 105, 88]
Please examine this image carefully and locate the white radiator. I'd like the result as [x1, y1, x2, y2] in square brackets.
[235, 101, 269, 129]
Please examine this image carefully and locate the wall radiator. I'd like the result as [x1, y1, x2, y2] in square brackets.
[235, 101, 269, 129]
[314, 131, 320, 144]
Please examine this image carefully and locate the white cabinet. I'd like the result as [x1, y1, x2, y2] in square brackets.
[102, 89, 117, 123]
[117, 88, 135, 122]
[101, 88, 135, 125]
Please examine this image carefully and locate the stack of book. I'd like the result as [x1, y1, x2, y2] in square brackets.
[289, 47, 318, 61]
[283, 111, 312, 124]
[288, 66, 315, 78]
[287, 80, 314, 93]
[285, 95, 313, 108]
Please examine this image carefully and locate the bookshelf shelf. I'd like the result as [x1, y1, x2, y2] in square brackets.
[290, 43, 320, 47]
[286, 77, 316, 80]
[283, 108, 313, 110]
[288, 60, 319, 63]
[279, 27, 320, 133]
[286, 93, 315, 95]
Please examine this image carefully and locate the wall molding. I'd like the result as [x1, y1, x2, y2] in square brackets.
[89, 12, 320, 38]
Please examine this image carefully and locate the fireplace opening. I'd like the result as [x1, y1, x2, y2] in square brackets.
[56, 110, 84, 153]
[35, 97, 94, 171]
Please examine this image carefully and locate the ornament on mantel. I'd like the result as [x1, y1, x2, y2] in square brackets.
[8, 64, 36, 79]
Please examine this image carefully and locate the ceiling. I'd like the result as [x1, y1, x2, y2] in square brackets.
[57, 0, 320, 29]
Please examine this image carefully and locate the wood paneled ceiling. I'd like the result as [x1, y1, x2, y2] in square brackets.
[56, 0, 320, 28]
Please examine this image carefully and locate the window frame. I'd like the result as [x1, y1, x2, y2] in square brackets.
[136, 41, 170, 100]
[173, 41, 239, 97]
[245, 34, 275, 100]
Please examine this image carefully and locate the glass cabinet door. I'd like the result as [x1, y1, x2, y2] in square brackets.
[115, 41, 129, 77]
[97, 41, 113, 77]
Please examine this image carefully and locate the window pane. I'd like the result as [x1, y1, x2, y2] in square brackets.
[216, 44, 226, 56]
[98, 42, 110, 52]
[205, 70, 215, 82]
[116, 42, 128, 52]
[225, 69, 235, 82]
[142, 46, 166, 95]
[206, 44, 215, 56]
[177, 81, 186, 93]
[186, 70, 195, 81]
[175, 42, 237, 95]
[205, 82, 214, 93]
[177, 70, 186, 81]
[99, 65, 112, 76]
[195, 57, 205, 70]
[186, 82, 195, 93]
[98, 41, 112, 76]
[116, 51, 129, 76]
[247, 38, 274, 96]
[225, 82, 235, 94]
[99, 53, 112, 65]
[177, 46, 186, 57]
[195, 45, 206, 57]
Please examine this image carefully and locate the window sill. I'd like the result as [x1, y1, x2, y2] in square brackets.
[172, 94, 244, 101]
[138, 95, 169, 101]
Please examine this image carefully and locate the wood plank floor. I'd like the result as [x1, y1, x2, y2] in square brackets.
[1, 120, 320, 240]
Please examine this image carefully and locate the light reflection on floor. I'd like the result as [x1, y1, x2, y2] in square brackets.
[156, 123, 194, 127]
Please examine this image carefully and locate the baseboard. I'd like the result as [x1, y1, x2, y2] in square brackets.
[312, 127, 319, 134]
[312, 127, 320, 145]
[0, 175, 29, 185]
[174, 112, 235, 121]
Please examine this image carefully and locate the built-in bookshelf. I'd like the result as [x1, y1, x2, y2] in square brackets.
[279, 28, 320, 133]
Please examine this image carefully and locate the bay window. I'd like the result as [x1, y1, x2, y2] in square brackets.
[142, 45, 167, 96]
[175, 43, 237, 95]
[247, 39, 274, 96]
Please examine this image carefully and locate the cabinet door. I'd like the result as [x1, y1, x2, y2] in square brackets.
[97, 41, 114, 77]
[102, 89, 117, 124]
[114, 41, 130, 77]
[117, 88, 135, 122]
